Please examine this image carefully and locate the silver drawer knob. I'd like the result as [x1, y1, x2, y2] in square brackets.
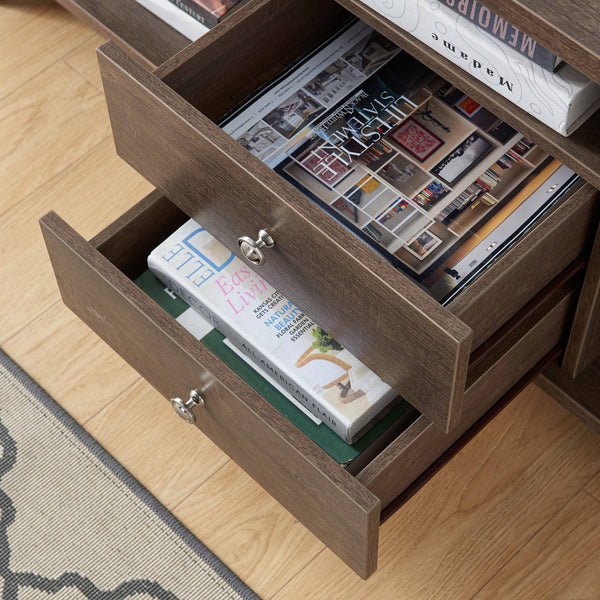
[170, 389, 205, 424]
[237, 229, 275, 266]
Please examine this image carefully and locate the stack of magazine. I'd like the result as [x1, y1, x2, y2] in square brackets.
[219, 20, 579, 304]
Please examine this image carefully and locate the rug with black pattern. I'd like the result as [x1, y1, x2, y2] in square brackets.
[0, 349, 261, 600]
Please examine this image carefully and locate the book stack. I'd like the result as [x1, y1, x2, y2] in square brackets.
[148, 220, 400, 444]
[134, 0, 247, 37]
[412, 181, 449, 208]
[477, 138, 534, 190]
[378, 198, 409, 223]
[165, 0, 248, 26]
[357, 0, 600, 135]
[135, 269, 418, 469]
[435, 182, 486, 223]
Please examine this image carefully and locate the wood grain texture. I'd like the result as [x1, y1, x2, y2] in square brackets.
[173, 461, 326, 597]
[357, 283, 575, 508]
[537, 358, 600, 438]
[563, 219, 600, 376]
[334, 0, 600, 190]
[54, 0, 189, 68]
[84, 378, 230, 511]
[471, 0, 600, 86]
[0, 138, 151, 344]
[0, 1, 92, 100]
[272, 385, 600, 600]
[40, 210, 381, 578]
[586, 470, 600, 501]
[474, 491, 600, 599]
[2, 302, 140, 424]
[450, 183, 599, 349]
[0, 59, 110, 216]
[97, 40, 473, 433]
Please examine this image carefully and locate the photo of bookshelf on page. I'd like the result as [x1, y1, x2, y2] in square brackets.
[219, 20, 580, 305]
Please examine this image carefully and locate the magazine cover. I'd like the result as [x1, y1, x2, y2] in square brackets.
[148, 221, 399, 443]
[220, 20, 579, 304]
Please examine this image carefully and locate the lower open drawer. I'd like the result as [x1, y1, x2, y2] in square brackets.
[40, 191, 578, 578]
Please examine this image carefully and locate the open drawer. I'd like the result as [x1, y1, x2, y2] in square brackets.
[40, 191, 579, 578]
[96, 0, 599, 435]
[94, 0, 594, 431]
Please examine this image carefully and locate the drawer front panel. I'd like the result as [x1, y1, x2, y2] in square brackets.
[98, 41, 473, 433]
[358, 284, 575, 508]
[40, 211, 381, 578]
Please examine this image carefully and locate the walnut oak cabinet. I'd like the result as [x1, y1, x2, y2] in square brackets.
[43, 0, 600, 578]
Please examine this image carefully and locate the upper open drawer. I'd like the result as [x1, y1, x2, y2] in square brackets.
[96, 0, 599, 432]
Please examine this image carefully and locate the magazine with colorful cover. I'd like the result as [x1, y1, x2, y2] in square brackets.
[166, 0, 247, 27]
[134, 269, 418, 467]
[220, 20, 580, 304]
[147, 221, 400, 443]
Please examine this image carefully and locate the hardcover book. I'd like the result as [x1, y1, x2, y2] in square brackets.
[134, 0, 209, 40]
[147, 222, 399, 443]
[439, 0, 561, 71]
[166, 0, 247, 27]
[354, 1, 600, 135]
[220, 20, 580, 304]
[134, 269, 419, 468]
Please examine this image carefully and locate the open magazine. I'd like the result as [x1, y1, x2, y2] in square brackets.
[220, 20, 579, 304]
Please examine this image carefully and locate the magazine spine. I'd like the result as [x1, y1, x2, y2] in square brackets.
[164, 0, 218, 27]
[439, 0, 560, 71]
[147, 254, 355, 442]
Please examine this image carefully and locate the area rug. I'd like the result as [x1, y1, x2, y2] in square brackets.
[0, 349, 261, 600]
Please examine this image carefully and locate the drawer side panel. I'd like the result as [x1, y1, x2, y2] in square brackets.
[563, 218, 600, 376]
[40, 211, 381, 578]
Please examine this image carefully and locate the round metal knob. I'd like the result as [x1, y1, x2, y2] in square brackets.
[237, 229, 275, 266]
[170, 389, 205, 424]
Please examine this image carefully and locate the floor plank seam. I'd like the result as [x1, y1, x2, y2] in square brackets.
[170, 458, 232, 513]
[0, 29, 95, 105]
[1, 299, 61, 348]
[61, 52, 104, 92]
[0, 135, 111, 224]
[583, 465, 600, 492]
[81, 375, 144, 426]
[268, 547, 328, 600]
[467, 493, 578, 599]
[583, 487, 600, 504]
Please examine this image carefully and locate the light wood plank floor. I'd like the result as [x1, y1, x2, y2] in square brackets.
[2, 3, 600, 598]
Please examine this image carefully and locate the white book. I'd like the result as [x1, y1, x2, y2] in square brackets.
[358, 0, 600, 135]
[134, 0, 209, 41]
[148, 220, 398, 443]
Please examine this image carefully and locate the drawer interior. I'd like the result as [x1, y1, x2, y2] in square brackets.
[90, 192, 579, 480]
[42, 189, 580, 577]
[152, 0, 599, 341]
[96, 0, 598, 432]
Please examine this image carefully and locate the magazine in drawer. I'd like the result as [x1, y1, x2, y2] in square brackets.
[96, 0, 597, 431]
